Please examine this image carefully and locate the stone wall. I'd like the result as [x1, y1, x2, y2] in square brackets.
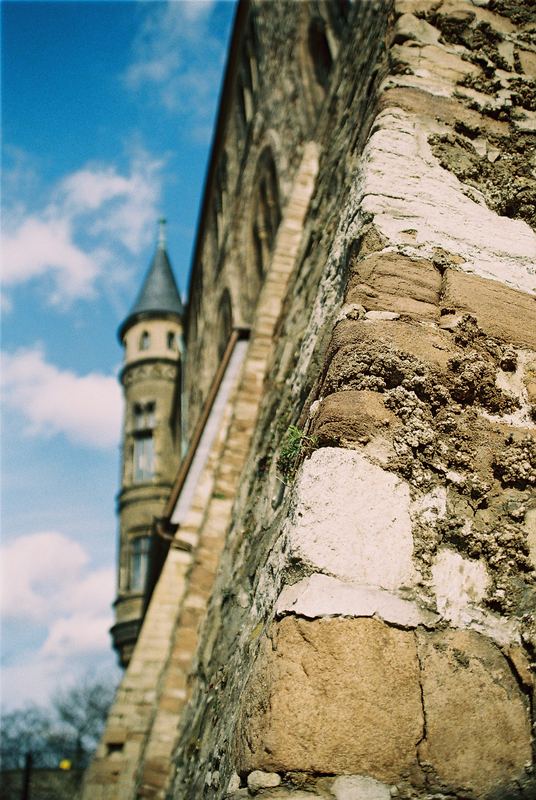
[168, 1, 536, 798]
[84, 0, 536, 798]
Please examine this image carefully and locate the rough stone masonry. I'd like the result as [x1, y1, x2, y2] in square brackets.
[82, 1, 536, 799]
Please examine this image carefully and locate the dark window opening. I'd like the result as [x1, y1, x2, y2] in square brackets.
[134, 401, 155, 431]
[250, 148, 281, 297]
[308, 17, 333, 90]
[217, 289, 233, 361]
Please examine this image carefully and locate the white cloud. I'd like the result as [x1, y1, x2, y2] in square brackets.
[1, 150, 164, 306]
[123, 0, 225, 129]
[2, 216, 101, 301]
[1, 346, 122, 449]
[0, 530, 118, 709]
[125, 1, 216, 89]
[0, 532, 88, 622]
[41, 613, 112, 657]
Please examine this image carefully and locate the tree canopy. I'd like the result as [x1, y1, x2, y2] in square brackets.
[0, 676, 115, 771]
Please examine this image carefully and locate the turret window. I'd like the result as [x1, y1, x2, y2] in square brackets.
[134, 401, 155, 430]
[133, 402, 155, 481]
[167, 331, 176, 350]
[129, 535, 150, 592]
[139, 330, 151, 351]
[133, 434, 155, 481]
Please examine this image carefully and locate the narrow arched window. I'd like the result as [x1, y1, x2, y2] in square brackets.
[249, 148, 281, 301]
[167, 331, 176, 350]
[139, 330, 150, 351]
[309, 17, 333, 90]
[217, 289, 233, 361]
[308, 16, 333, 92]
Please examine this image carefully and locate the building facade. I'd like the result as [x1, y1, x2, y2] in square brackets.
[83, 1, 536, 798]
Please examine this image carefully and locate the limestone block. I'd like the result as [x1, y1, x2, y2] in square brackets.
[345, 252, 441, 320]
[276, 574, 438, 628]
[247, 770, 281, 791]
[431, 548, 489, 626]
[417, 628, 532, 795]
[518, 49, 536, 78]
[361, 109, 536, 295]
[331, 775, 391, 800]
[285, 448, 416, 590]
[226, 772, 241, 794]
[442, 269, 536, 350]
[238, 617, 423, 781]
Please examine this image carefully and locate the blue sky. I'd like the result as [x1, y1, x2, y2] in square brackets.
[1, 0, 235, 711]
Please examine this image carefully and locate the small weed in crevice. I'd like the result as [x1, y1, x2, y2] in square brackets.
[277, 425, 318, 482]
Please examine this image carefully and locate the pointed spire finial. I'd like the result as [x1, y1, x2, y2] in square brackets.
[158, 217, 167, 249]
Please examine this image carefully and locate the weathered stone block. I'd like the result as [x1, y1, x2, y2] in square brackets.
[285, 448, 415, 589]
[346, 252, 441, 320]
[417, 628, 532, 795]
[311, 389, 397, 446]
[394, 13, 441, 45]
[331, 775, 391, 800]
[238, 617, 423, 781]
[442, 269, 536, 350]
[326, 320, 456, 379]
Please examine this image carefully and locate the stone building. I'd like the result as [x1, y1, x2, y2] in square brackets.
[82, 0, 536, 798]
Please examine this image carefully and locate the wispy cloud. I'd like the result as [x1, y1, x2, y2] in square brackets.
[1, 346, 122, 449]
[124, 0, 227, 140]
[0, 530, 117, 708]
[1, 150, 164, 306]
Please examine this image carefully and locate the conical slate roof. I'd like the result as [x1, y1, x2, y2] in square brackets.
[119, 221, 184, 340]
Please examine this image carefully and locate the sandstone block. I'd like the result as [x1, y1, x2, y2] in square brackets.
[346, 252, 440, 320]
[311, 390, 397, 446]
[379, 87, 509, 138]
[442, 269, 536, 350]
[327, 320, 456, 378]
[238, 617, 423, 781]
[417, 628, 531, 795]
[394, 13, 441, 45]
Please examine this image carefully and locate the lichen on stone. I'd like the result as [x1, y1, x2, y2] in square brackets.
[447, 352, 519, 414]
[493, 435, 536, 488]
[429, 130, 536, 229]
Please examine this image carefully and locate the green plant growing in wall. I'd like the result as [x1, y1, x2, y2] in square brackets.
[277, 425, 317, 482]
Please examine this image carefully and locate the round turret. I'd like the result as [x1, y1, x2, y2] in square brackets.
[112, 219, 184, 667]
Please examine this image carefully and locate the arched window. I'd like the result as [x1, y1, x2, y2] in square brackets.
[167, 331, 176, 350]
[308, 16, 333, 92]
[139, 330, 150, 351]
[249, 148, 281, 301]
[217, 289, 233, 361]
